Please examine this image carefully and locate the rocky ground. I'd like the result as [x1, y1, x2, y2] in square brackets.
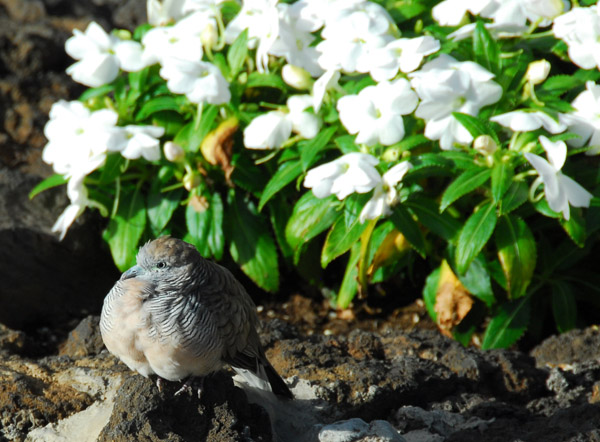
[2, 1, 600, 441]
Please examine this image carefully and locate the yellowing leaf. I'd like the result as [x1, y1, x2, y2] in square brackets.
[435, 260, 474, 337]
[368, 228, 410, 277]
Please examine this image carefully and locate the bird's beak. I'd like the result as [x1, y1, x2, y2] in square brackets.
[121, 265, 142, 281]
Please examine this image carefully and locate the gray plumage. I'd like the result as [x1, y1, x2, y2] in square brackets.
[100, 236, 293, 399]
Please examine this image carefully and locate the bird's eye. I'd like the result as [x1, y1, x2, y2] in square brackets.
[156, 261, 167, 269]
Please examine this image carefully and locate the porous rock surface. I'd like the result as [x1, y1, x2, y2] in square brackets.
[2, 317, 600, 441]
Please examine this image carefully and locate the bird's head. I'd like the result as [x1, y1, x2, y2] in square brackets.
[120, 236, 203, 291]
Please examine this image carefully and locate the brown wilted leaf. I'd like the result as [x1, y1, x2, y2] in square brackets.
[434, 260, 473, 337]
[200, 116, 238, 182]
[189, 194, 209, 213]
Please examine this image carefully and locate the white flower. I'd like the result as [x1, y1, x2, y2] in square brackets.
[110, 125, 165, 161]
[42, 100, 118, 179]
[65, 21, 145, 87]
[409, 54, 503, 150]
[142, 11, 214, 65]
[368, 36, 441, 81]
[316, 2, 394, 73]
[524, 136, 593, 220]
[287, 0, 365, 33]
[224, 0, 280, 72]
[303, 152, 381, 200]
[287, 95, 321, 139]
[560, 81, 600, 153]
[359, 161, 412, 222]
[147, 0, 187, 25]
[525, 59, 551, 85]
[490, 110, 566, 134]
[269, 4, 323, 77]
[312, 69, 341, 112]
[337, 78, 418, 147]
[52, 176, 90, 240]
[243, 95, 321, 149]
[553, 5, 600, 70]
[244, 112, 292, 149]
[432, 0, 495, 26]
[159, 58, 231, 104]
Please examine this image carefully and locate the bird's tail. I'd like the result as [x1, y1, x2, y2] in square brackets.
[232, 360, 293, 399]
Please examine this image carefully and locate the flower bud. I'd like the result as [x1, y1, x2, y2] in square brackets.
[473, 135, 498, 156]
[183, 171, 201, 191]
[201, 22, 218, 51]
[282, 64, 313, 90]
[382, 147, 400, 162]
[525, 59, 550, 85]
[163, 141, 185, 162]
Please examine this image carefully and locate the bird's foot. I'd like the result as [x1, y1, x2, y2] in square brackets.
[155, 376, 166, 393]
[174, 376, 205, 399]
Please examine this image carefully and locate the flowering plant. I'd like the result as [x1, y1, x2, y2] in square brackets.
[32, 0, 600, 347]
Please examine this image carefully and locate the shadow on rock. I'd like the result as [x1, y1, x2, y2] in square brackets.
[99, 373, 273, 442]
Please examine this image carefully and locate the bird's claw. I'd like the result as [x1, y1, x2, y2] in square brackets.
[174, 377, 204, 399]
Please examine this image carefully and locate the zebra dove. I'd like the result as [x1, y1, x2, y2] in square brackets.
[99, 236, 293, 398]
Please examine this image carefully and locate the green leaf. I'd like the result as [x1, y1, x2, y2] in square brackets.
[538, 75, 581, 95]
[269, 195, 294, 259]
[300, 126, 336, 171]
[439, 151, 479, 170]
[440, 168, 492, 212]
[409, 152, 454, 172]
[405, 197, 461, 242]
[29, 174, 67, 199]
[185, 201, 211, 257]
[560, 207, 586, 247]
[551, 281, 577, 333]
[258, 160, 303, 211]
[473, 20, 501, 75]
[491, 159, 514, 202]
[453, 303, 486, 347]
[99, 154, 125, 186]
[499, 181, 528, 215]
[456, 202, 497, 274]
[104, 187, 147, 271]
[246, 72, 286, 90]
[495, 215, 536, 299]
[285, 191, 341, 256]
[227, 191, 279, 292]
[334, 134, 360, 154]
[457, 255, 495, 308]
[135, 96, 184, 122]
[389, 205, 426, 258]
[397, 134, 430, 151]
[321, 212, 367, 268]
[227, 29, 248, 77]
[336, 242, 361, 309]
[422, 266, 441, 323]
[147, 184, 183, 236]
[452, 112, 490, 139]
[481, 296, 531, 349]
[208, 192, 224, 260]
[79, 83, 116, 101]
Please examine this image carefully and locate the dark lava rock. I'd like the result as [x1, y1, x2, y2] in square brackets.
[98, 373, 273, 442]
[531, 326, 600, 367]
[59, 315, 104, 358]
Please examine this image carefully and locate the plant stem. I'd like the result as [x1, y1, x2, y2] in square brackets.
[357, 218, 378, 299]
